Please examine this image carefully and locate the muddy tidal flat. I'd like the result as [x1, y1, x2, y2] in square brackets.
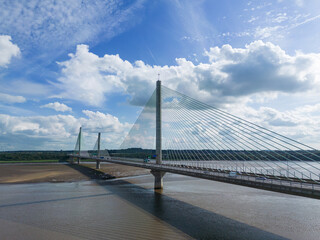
[0, 162, 148, 184]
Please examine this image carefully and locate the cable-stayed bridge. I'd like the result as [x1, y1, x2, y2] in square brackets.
[71, 81, 320, 198]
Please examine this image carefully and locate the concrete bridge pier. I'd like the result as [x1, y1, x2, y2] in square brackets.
[77, 127, 82, 165]
[153, 79, 164, 189]
[151, 170, 165, 189]
[96, 132, 101, 169]
[96, 160, 101, 169]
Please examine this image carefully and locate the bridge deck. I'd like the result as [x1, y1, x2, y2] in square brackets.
[70, 155, 320, 199]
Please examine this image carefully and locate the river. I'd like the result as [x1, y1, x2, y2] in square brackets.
[0, 173, 319, 239]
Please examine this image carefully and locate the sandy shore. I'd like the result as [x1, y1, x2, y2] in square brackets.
[83, 162, 150, 177]
[0, 162, 149, 184]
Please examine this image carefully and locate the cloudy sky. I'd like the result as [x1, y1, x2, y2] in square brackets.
[0, 0, 320, 150]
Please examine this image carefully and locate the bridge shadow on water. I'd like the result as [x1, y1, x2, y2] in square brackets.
[0, 193, 113, 209]
[68, 164, 288, 240]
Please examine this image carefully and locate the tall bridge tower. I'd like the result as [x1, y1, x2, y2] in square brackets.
[151, 79, 165, 189]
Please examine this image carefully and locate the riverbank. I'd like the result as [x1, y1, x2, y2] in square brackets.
[0, 160, 61, 164]
[0, 162, 149, 184]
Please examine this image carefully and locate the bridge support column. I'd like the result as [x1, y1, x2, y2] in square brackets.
[151, 170, 165, 189]
[156, 80, 162, 164]
[96, 160, 101, 169]
[96, 132, 101, 169]
[154, 79, 164, 189]
[77, 127, 82, 164]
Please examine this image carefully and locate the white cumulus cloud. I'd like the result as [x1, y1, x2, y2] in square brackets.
[0, 35, 20, 67]
[56, 41, 320, 108]
[0, 111, 130, 150]
[56, 44, 125, 106]
[81, 110, 130, 133]
[0, 92, 26, 103]
[41, 102, 72, 112]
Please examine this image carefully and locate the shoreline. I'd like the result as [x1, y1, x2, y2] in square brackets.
[0, 162, 149, 184]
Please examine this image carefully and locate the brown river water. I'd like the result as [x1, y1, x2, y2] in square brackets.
[0, 173, 319, 240]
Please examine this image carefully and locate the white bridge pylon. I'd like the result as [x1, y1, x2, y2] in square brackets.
[73, 129, 111, 168]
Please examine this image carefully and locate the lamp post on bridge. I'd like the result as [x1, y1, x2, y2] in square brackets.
[151, 78, 165, 189]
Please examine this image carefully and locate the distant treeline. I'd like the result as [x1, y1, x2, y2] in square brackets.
[109, 148, 320, 161]
[0, 151, 72, 162]
[109, 148, 156, 159]
[1, 149, 320, 162]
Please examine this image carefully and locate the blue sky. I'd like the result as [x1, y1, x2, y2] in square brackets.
[0, 0, 320, 150]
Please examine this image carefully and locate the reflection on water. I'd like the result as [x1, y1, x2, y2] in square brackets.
[0, 174, 319, 240]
